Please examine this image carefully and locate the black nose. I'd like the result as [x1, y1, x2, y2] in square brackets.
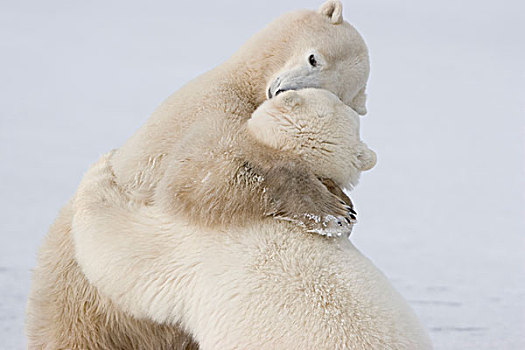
[275, 89, 285, 96]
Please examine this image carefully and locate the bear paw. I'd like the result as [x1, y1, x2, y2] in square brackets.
[304, 212, 356, 238]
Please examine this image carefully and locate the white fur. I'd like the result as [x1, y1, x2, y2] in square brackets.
[109, 1, 370, 200]
[249, 89, 376, 190]
[265, 1, 368, 115]
[72, 153, 432, 349]
[28, 2, 431, 348]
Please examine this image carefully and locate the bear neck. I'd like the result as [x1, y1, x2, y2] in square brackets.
[215, 49, 294, 121]
[219, 61, 266, 117]
[216, 13, 311, 117]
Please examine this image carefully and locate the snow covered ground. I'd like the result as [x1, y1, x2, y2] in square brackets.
[1, 0, 523, 349]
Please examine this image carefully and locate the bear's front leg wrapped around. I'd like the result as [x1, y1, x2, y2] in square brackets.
[70, 152, 432, 350]
[156, 89, 374, 237]
[257, 160, 356, 237]
[156, 136, 356, 237]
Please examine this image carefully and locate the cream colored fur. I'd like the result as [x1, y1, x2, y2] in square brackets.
[109, 0, 370, 209]
[248, 88, 376, 191]
[70, 153, 431, 349]
[25, 200, 199, 350]
[67, 91, 427, 348]
[154, 88, 373, 235]
[27, 1, 431, 348]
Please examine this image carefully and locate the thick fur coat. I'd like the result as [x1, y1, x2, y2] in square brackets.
[69, 152, 430, 349]
[109, 0, 371, 232]
[26, 201, 199, 349]
[157, 89, 376, 234]
[26, 1, 432, 349]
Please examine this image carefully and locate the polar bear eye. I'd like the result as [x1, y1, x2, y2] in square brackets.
[308, 54, 318, 67]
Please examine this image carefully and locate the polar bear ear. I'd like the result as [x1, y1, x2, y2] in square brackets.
[318, 0, 343, 25]
[350, 86, 368, 116]
[352, 143, 377, 171]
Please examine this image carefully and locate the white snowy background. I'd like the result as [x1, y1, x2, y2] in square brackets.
[1, 0, 523, 348]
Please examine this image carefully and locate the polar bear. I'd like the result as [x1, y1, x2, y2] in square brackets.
[26, 87, 432, 348]
[109, 0, 370, 233]
[25, 2, 429, 348]
[156, 88, 376, 235]
[66, 88, 430, 349]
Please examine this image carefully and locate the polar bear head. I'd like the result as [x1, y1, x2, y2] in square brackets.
[247, 88, 376, 190]
[235, 1, 369, 115]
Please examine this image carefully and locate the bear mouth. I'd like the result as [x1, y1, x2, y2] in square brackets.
[267, 78, 321, 99]
[267, 76, 294, 99]
[267, 87, 289, 99]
